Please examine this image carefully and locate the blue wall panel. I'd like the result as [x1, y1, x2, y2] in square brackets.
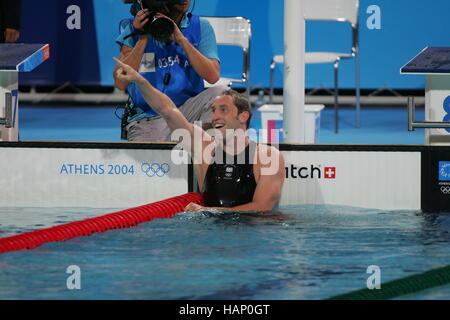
[19, 0, 101, 86]
[14, 0, 450, 90]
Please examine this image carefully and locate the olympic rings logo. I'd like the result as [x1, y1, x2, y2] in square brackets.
[440, 186, 450, 194]
[141, 162, 170, 177]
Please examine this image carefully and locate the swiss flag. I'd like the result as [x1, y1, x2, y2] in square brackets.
[42, 44, 50, 61]
[324, 167, 336, 179]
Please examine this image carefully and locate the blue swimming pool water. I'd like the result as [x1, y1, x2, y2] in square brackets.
[0, 205, 449, 300]
[0, 207, 123, 238]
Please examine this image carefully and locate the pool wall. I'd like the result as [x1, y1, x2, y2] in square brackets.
[0, 142, 449, 212]
[0, 142, 190, 208]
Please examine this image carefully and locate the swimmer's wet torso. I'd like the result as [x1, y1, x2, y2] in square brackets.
[202, 141, 257, 208]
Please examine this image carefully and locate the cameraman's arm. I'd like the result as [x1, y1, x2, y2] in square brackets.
[171, 19, 220, 84]
[114, 10, 149, 91]
[113, 37, 148, 91]
[176, 37, 220, 84]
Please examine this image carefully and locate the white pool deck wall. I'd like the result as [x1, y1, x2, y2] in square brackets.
[0, 145, 189, 208]
[0, 143, 424, 211]
[281, 150, 421, 211]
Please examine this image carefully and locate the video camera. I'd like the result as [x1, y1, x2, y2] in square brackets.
[129, 0, 188, 41]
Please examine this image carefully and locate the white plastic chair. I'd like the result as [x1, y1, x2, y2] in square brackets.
[269, 0, 360, 133]
[202, 16, 252, 98]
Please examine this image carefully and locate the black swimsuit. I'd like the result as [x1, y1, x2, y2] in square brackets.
[202, 142, 257, 208]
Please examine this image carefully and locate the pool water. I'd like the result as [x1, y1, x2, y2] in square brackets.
[0, 207, 123, 238]
[0, 205, 449, 300]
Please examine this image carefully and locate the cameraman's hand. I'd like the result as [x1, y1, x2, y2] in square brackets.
[114, 58, 145, 85]
[133, 9, 150, 32]
[154, 13, 186, 44]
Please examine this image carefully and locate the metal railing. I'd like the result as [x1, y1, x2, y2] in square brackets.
[0, 91, 12, 128]
[408, 96, 450, 131]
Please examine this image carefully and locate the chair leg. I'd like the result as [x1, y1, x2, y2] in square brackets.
[355, 54, 361, 128]
[269, 60, 276, 104]
[334, 60, 340, 134]
[245, 78, 250, 102]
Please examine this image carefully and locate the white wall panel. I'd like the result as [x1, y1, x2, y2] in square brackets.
[0, 148, 188, 208]
[280, 151, 421, 210]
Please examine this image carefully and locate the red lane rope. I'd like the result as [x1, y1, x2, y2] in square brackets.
[0, 192, 203, 254]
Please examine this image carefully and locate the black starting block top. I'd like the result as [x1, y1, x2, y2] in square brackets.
[0, 43, 50, 72]
[401, 47, 450, 74]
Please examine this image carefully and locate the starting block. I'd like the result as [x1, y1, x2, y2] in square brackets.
[0, 43, 50, 141]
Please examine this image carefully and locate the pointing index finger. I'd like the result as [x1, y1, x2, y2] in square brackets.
[113, 57, 127, 68]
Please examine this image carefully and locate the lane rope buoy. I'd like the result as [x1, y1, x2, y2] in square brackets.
[0, 192, 203, 254]
[326, 264, 450, 300]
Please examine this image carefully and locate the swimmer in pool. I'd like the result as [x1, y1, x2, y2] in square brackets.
[114, 58, 285, 212]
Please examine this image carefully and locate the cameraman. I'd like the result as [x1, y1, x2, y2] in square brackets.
[114, 0, 226, 142]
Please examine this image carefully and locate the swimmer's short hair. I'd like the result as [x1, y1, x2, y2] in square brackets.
[221, 89, 252, 129]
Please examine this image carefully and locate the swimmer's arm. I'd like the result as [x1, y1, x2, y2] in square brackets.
[114, 57, 192, 132]
[114, 58, 213, 155]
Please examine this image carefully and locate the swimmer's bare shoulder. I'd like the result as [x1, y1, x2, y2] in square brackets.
[253, 143, 285, 180]
[249, 143, 285, 210]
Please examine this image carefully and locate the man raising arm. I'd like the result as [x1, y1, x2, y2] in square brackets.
[114, 58, 285, 212]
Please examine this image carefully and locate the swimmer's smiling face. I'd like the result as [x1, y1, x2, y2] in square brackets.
[210, 95, 249, 141]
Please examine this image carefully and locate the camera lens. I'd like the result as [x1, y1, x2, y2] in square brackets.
[149, 16, 174, 41]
